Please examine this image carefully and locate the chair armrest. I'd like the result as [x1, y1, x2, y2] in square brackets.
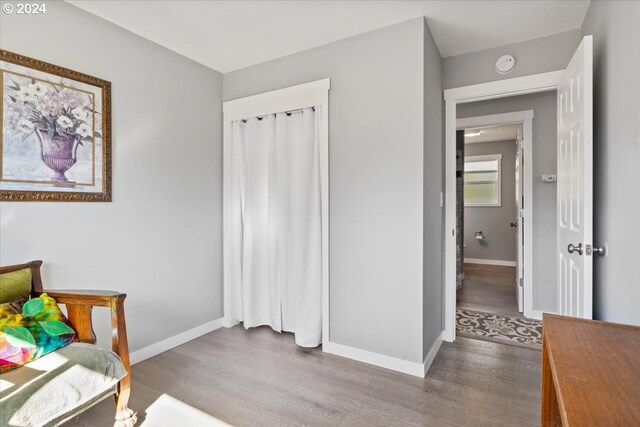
[35, 288, 132, 408]
[39, 289, 125, 308]
[36, 289, 128, 345]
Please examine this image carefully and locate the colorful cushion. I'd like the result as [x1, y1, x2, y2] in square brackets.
[0, 268, 32, 304]
[0, 293, 76, 373]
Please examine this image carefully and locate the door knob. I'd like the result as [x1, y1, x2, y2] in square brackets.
[567, 243, 583, 255]
[586, 244, 608, 257]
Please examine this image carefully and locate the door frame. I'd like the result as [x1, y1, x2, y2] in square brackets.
[222, 78, 330, 346]
[443, 70, 563, 342]
[457, 111, 534, 317]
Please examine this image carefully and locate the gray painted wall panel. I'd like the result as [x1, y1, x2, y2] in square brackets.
[443, 30, 581, 89]
[0, 2, 224, 351]
[581, 1, 640, 325]
[464, 140, 517, 263]
[224, 19, 428, 363]
[422, 18, 444, 360]
[458, 93, 557, 313]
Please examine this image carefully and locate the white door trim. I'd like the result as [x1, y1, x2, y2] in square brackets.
[444, 71, 563, 342]
[222, 78, 330, 346]
[445, 70, 564, 104]
[458, 110, 535, 319]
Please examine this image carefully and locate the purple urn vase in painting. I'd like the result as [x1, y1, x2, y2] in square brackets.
[35, 128, 79, 183]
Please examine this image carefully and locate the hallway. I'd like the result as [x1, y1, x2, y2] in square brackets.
[457, 263, 521, 317]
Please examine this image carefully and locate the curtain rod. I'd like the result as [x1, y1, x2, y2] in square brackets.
[241, 106, 315, 123]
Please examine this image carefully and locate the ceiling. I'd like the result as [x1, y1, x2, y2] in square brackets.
[66, 1, 590, 73]
[464, 124, 519, 144]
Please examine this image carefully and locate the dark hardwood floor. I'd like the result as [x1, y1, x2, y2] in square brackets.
[457, 263, 522, 317]
[69, 324, 541, 427]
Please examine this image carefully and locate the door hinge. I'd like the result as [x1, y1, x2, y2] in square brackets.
[519, 278, 524, 287]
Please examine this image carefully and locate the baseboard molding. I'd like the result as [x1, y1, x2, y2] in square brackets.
[527, 309, 545, 320]
[323, 341, 428, 378]
[130, 317, 224, 365]
[423, 332, 443, 376]
[130, 320, 445, 378]
[464, 258, 516, 267]
[223, 317, 240, 328]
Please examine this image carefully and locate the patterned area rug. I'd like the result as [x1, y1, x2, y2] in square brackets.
[456, 309, 543, 350]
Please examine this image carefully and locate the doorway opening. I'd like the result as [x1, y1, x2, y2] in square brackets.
[445, 35, 594, 343]
[457, 122, 524, 317]
[454, 112, 543, 348]
[443, 70, 564, 343]
[222, 78, 330, 347]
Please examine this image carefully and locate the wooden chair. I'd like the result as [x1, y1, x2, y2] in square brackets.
[0, 260, 136, 426]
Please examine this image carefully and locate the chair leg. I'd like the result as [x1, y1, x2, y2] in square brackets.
[111, 295, 136, 426]
[114, 377, 136, 427]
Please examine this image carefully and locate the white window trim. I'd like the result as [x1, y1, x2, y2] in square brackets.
[222, 78, 330, 346]
[464, 153, 502, 207]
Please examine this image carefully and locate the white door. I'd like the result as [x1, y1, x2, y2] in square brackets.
[557, 36, 593, 318]
[515, 125, 524, 313]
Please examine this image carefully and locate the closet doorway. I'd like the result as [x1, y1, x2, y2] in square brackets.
[222, 79, 330, 346]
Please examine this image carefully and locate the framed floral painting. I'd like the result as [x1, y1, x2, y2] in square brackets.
[0, 50, 111, 201]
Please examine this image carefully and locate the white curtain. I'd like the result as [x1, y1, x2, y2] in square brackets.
[229, 107, 322, 347]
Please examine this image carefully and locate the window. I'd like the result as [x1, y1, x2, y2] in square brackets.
[464, 154, 502, 207]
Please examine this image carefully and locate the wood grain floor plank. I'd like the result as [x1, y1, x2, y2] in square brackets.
[64, 326, 540, 427]
[72, 379, 162, 426]
[457, 263, 522, 317]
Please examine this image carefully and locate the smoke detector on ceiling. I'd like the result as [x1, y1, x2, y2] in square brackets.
[495, 54, 516, 74]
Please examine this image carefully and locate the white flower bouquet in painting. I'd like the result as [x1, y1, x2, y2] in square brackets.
[4, 76, 100, 182]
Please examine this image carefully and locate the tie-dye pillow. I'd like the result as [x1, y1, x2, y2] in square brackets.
[0, 293, 76, 373]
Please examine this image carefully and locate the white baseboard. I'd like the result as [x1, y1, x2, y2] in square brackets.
[223, 317, 240, 328]
[464, 258, 516, 267]
[130, 317, 224, 365]
[527, 309, 545, 320]
[423, 332, 443, 376]
[323, 341, 434, 378]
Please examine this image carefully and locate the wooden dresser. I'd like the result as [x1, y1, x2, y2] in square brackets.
[542, 314, 640, 426]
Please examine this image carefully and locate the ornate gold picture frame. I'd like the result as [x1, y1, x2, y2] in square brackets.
[0, 50, 111, 201]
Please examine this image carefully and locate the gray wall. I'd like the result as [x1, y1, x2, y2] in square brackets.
[458, 92, 558, 313]
[0, 1, 224, 351]
[422, 19, 444, 360]
[464, 140, 517, 262]
[224, 18, 430, 363]
[443, 30, 581, 89]
[581, 1, 640, 325]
